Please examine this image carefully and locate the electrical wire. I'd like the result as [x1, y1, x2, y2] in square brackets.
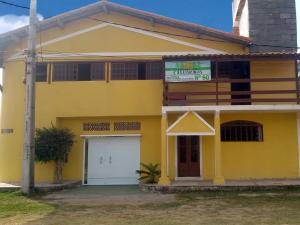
[0, 0, 29, 10]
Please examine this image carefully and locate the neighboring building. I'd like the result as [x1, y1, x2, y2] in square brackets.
[233, 0, 298, 52]
[0, 1, 300, 186]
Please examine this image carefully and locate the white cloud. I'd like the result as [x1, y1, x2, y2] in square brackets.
[0, 14, 43, 34]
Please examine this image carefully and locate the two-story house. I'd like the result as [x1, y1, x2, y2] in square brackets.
[0, 0, 299, 186]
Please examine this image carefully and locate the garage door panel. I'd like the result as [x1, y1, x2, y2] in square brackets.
[87, 136, 140, 185]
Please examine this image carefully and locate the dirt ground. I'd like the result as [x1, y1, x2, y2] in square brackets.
[41, 185, 176, 205]
[2, 187, 300, 225]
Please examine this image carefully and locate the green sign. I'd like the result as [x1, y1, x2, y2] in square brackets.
[165, 61, 211, 82]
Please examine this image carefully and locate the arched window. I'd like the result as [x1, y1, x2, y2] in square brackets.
[221, 120, 263, 142]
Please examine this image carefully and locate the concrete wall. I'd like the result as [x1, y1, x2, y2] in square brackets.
[248, 0, 297, 52]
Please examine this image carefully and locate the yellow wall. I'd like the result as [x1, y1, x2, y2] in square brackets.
[251, 60, 297, 103]
[167, 112, 299, 180]
[4, 11, 247, 61]
[57, 116, 161, 182]
[0, 7, 298, 183]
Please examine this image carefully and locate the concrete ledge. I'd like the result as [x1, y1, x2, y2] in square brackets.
[141, 179, 300, 193]
[35, 181, 82, 193]
[0, 183, 20, 192]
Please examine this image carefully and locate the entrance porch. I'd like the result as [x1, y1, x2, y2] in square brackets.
[158, 105, 300, 186]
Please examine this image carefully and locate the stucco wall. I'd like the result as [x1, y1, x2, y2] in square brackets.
[168, 112, 299, 180]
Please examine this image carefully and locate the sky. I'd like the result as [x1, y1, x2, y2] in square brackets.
[0, 0, 234, 33]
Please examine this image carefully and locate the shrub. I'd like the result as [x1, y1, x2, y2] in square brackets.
[35, 126, 75, 184]
[136, 163, 161, 184]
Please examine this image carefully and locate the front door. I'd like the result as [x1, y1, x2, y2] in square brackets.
[177, 136, 200, 177]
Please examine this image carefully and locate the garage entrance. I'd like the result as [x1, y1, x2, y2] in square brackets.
[83, 136, 141, 185]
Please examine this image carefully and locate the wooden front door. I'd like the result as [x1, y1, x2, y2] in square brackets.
[177, 136, 200, 177]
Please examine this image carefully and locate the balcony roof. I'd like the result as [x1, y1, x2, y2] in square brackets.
[163, 52, 300, 61]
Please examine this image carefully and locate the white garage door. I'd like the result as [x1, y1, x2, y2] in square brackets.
[86, 136, 140, 185]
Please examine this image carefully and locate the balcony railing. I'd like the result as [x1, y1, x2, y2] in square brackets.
[164, 77, 300, 106]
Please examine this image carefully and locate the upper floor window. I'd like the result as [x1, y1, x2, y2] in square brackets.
[36, 63, 47, 82]
[111, 62, 163, 80]
[53, 62, 105, 81]
[221, 120, 263, 142]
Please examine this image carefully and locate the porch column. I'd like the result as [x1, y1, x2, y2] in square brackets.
[213, 110, 225, 185]
[158, 113, 171, 185]
[297, 112, 300, 177]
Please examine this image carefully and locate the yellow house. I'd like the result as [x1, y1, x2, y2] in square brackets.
[0, 1, 300, 186]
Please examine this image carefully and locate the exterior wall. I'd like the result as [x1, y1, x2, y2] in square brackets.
[0, 10, 248, 183]
[0, 61, 25, 182]
[248, 0, 297, 52]
[251, 60, 297, 103]
[4, 11, 247, 59]
[168, 112, 299, 180]
[222, 113, 299, 179]
[0, 7, 299, 184]
[58, 116, 161, 182]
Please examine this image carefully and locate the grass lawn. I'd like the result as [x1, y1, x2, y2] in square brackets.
[1, 189, 300, 225]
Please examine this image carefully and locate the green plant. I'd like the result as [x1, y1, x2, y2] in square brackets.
[35, 126, 75, 184]
[136, 163, 161, 184]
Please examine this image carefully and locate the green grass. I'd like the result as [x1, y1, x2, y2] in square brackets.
[0, 191, 53, 219]
[2, 189, 300, 225]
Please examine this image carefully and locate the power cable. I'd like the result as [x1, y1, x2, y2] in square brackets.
[0, 0, 29, 10]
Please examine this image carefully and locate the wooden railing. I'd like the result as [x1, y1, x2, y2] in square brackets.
[164, 77, 300, 106]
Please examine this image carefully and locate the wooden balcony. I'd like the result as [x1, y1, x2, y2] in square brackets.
[164, 77, 300, 106]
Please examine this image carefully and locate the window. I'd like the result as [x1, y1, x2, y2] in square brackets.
[53, 62, 105, 81]
[36, 63, 47, 82]
[221, 120, 263, 142]
[111, 62, 163, 80]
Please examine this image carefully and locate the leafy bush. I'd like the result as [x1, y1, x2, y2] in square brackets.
[35, 126, 75, 184]
[136, 163, 161, 184]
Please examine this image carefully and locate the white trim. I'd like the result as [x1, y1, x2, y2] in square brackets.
[9, 51, 204, 61]
[82, 139, 86, 185]
[175, 177, 203, 181]
[167, 111, 215, 135]
[10, 22, 226, 60]
[167, 112, 189, 133]
[41, 23, 109, 48]
[192, 112, 215, 133]
[167, 135, 169, 177]
[175, 136, 203, 179]
[80, 134, 142, 138]
[163, 105, 300, 114]
[297, 112, 300, 178]
[168, 132, 215, 136]
[109, 23, 226, 54]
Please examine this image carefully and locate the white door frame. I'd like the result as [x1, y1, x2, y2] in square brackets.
[175, 136, 203, 181]
[81, 134, 141, 185]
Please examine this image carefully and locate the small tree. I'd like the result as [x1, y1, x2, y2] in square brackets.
[35, 126, 75, 184]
